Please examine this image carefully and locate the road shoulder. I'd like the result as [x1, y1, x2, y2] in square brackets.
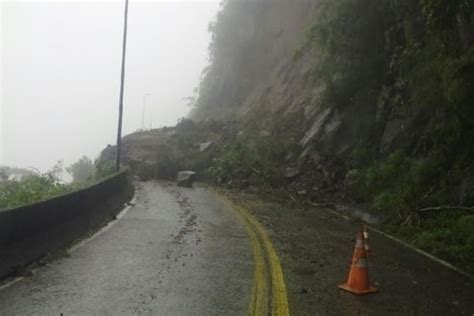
[226, 191, 474, 315]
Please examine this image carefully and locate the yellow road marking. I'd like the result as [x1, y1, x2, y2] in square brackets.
[236, 208, 268, 315]
[215, 190, 290, 316]
[237, 205, 290, 316]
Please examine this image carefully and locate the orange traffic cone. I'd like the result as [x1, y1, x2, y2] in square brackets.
[363, 225, 373, 256]
[338, 232, 378, 295]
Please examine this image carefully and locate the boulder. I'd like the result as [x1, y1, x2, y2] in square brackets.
[285, 167, 300, 178]
[246, 185, 259, 194]
[176, 171, 197, 187]
[199, 141, 214, 152]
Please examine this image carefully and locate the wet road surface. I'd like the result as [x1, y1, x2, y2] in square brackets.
[3, 180, 470, 315]
[0, 182, 254, 315]
[233, 193, 474, 315]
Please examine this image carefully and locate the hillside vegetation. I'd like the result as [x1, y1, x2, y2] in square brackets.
[190, 0, 474, 272]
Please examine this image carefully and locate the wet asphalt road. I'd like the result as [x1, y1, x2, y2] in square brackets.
[0, 182, 253, 315]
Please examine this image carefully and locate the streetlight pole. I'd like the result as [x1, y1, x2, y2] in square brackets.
[142, 93, 151, 130]
[115, 0, 129, 172]
[149, 111, 153, 130]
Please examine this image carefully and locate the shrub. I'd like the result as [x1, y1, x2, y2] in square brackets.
[0, 173, 71, 210]
[207, 133, 296, 188]
[94, 160, 116, 180]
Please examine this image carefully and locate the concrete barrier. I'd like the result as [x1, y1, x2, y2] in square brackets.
[0, 171, 134, 280]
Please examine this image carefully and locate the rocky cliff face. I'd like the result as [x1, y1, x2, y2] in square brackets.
[189, 0, 474, 205]
[104, 0, 474, 208]
[189, 0, 318, 120]
[190, 0, 397, 160]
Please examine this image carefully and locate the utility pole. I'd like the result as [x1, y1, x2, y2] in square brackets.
[115, 0, 129, 172]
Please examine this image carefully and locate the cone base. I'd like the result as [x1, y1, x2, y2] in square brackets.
[338, 283, 378, 295]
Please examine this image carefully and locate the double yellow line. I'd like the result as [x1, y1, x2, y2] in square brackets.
[216, 192, 289, 316]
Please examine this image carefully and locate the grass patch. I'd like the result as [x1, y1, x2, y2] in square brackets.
[385, 214, 474, 273]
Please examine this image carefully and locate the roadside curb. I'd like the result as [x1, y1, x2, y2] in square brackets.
[0, 191, 137, 292]
[309, 202, 474, 282]
[69, 191, 137, 252]
[368, 225, 474, 281]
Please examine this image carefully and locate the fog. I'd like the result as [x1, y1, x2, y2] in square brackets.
[0, 0, 220, 172]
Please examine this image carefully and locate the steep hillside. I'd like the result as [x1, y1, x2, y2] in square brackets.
[189, 0, 474, 209]
[101, 0, 474, 272]
[188, 0, 319, 120]
[186, 0, 474, 271]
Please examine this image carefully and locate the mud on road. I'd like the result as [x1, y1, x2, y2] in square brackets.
[228, 192, 474, 315]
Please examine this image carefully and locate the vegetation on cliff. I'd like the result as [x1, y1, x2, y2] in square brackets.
[294, 0, 474, 270]
[185, 0, 474, 272]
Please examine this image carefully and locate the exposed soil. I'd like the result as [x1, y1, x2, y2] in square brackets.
[228, 191, 474, 315]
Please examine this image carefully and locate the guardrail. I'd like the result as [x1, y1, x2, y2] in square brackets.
[0, 171, 134, 280]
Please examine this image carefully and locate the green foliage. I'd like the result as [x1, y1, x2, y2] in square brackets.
[67, 156, 95, 184]
[391, 0, 474, 160]
[347, 150, 443, 217]
[208, 133, 297, 188]
[301, 0, 474, 167]
[302, 0, 395, 110]
[94, 160, 116, 180]
[387, 213, 474, 273]
[348, 148, 474, 271]
[348, 147, 376, 169]
[372, 191, 404, 214]
[0, 172, 72, 210]
[0, 157, 123, 210]
[310, 0, 474, 272]
[420, 0, 473, 46]
[456, 215, 474, 240]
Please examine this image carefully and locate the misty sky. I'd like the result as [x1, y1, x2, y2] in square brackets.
[0, 0, 220, 172]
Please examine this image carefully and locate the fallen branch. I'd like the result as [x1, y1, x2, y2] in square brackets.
[419, 185, 437, 204]
[307, 200, 336, 209]
[418, 205, 474, 213]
